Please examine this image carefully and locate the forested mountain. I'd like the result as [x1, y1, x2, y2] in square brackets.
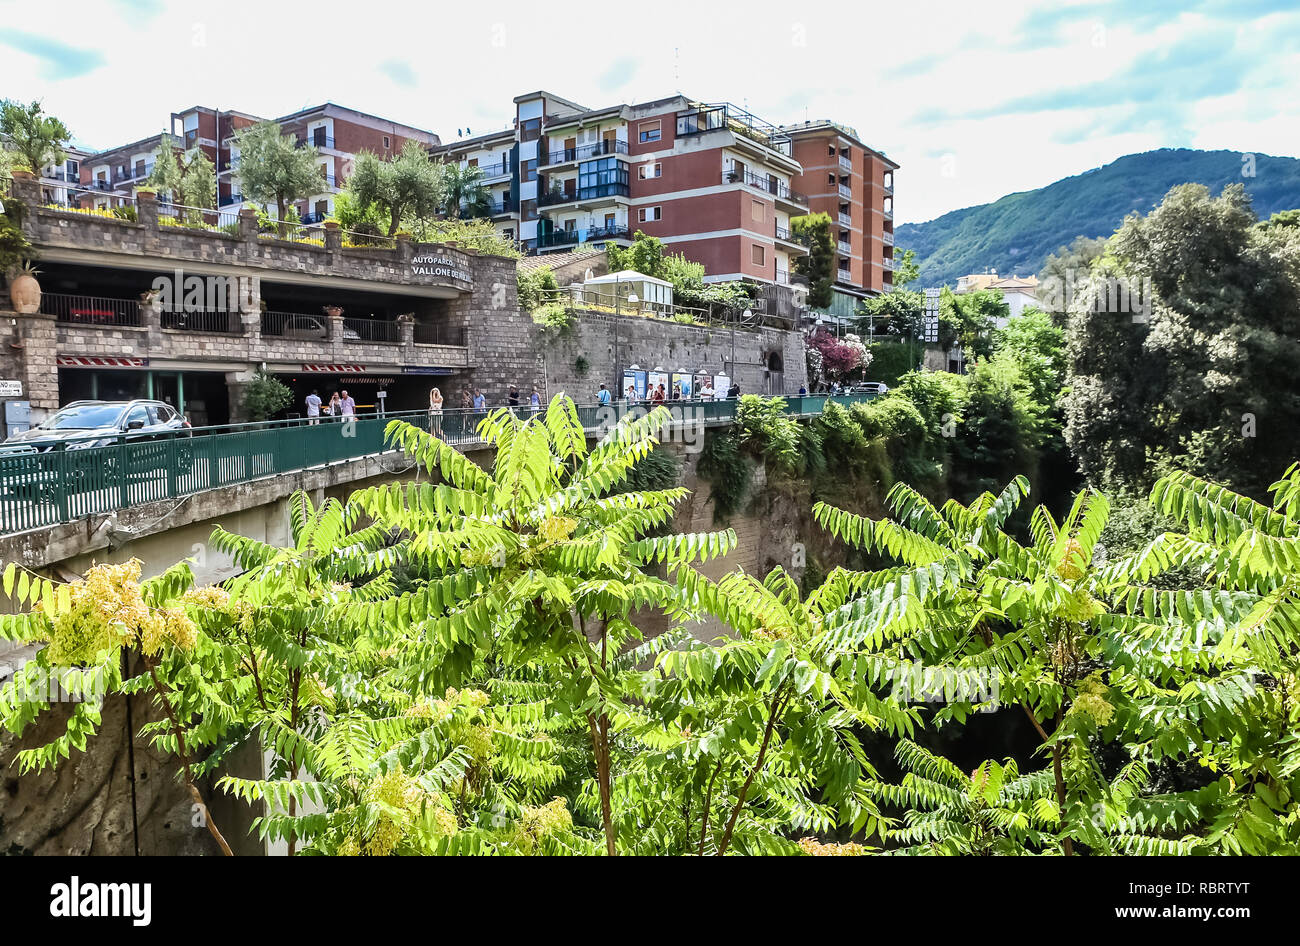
[895, 148, 1300, 286]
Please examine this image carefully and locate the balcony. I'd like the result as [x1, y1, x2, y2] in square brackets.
[775, 266, 790, 284]
[883, 177, 895, 194]
[219, 193, 244, 207]
[838, 212, 852, 228]
[677, 102, 793, 157]
[112, 165, 155, 186]
[838, 183, 853, 200]
[537, 223, 632, 249]
[538, 180, 630, 207]
[837, 240, 853, 255]
[882, 229, 894, 247]
[297, 134, 335, 150]
[301, 211, 329, 224]
[881, 257, 896, 271]
[475, 160, 512, 180]
[883, 203, 894, 220]
[838, 155, 853, 173]
[540, 139, 628, 168]
[723, 169, 807, 206]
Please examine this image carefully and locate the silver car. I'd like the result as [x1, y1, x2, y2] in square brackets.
[5, 399, 191, 449]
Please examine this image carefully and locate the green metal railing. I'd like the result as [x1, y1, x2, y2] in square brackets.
[0, 394, 879, 536]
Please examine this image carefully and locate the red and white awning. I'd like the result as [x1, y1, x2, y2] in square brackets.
[301, 364, 365, 373]
[57, 356, 149, 368]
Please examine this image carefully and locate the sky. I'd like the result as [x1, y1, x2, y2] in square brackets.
[1, 0, 1297, 224]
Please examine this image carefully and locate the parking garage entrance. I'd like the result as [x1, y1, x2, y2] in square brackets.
[56, 365, 233, 427]
[273, 368, 468, 420]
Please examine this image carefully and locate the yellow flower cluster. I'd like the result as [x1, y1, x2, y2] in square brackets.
[537, 516, 578, 544]
[362, 768, 426, 857]
[182, 586, 231, 610]
[1056, 538, 1086, 580]
[797, 836, 867, 856]
[41, 560, 197, 665]
[1069, 675, 1115, 727]
[509, 797, 572, 854]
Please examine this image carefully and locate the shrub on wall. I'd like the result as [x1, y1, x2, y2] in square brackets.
[697, 431, 752, 522]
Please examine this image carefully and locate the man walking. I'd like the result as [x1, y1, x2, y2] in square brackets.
[473, 389, 487, 413]
[305, 389, 322, 425]
[339, 389, 357, 417]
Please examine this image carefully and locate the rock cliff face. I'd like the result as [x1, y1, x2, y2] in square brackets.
[0, 659, 222, 856]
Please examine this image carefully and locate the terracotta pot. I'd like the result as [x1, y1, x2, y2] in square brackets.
[323, 305, 343, 317]
[8, 272, 40, 314]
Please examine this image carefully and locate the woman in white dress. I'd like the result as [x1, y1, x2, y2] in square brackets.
[429, 386, 444, 435]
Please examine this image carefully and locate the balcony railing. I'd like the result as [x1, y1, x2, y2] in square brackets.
[722, 169, 806, 204]
[155, 202, 241, 233]
[160, 308, 241, 334]
[342, 317, 400, 344]
[219, 193, 244, 206]
[300, 211, 329, 224]
[882, 230, 894, 247]
[837, 240, 853, 255]
[540, 139, 628, 166]
[474, 160, 512, 178]
[881, 257, 896, 271]
[413, 321, 468, 346]
[113, 165, 155, 185]
[43, 293, 143, 327]
[297, 134, 335, 150]
[838, 183, 853, 200]
[775, 267, 790, 284]
[838, 212, 852, 227]
[538, 181, 630, 206]
[838, 156, 853, 173]
[775, 225, 792, 242]
[536, 223, 632, 249]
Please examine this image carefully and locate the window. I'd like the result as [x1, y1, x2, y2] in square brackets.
[751, 244, 765, 266]
[827, 173, 835, 185]
[638, 162, 661, 179]
[604, 213, 616, 228]
[828, 145, 836, 156]
[638, 206, 662, 223]
[521, 159, 537, 183]
[520, 118, 541, 142]
[125, 405, 149, 430]
[578, 157, 628, 194]
[520, 199, 537, 220]
[751, 200, 764, 223]
[383, 136, 391, 149]
[638, 120, 661, 143]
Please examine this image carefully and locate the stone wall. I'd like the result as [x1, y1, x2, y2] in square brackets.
[537, 309, 808, 403]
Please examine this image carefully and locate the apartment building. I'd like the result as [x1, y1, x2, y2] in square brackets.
[437, 91, 811, 286]
[784, 119, 899, 305]
[71, 104, 439, 223]
[37, 146, 92, 208]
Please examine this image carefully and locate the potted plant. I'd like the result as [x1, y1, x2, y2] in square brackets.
[323, 305, 344, 317]
[8, 260, 41, 314]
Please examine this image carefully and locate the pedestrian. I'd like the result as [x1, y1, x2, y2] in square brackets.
[798, 384, 807, 396]
[339, 389, 356, 416]
[473, 389, 487, 413]
[305, 389, 322, 425]
[727, 382, 740, 399]
[700, 380, 714, 402]
[530, 387, 542, 412]
[651, 383, 666, 405]
[326, 391, 341, 418]
[429, 386, 444, 435]
[625, 384, 639, 406]
[508, 387, 521, 408]
[671, 382, 682, 401]
[597, 383, 611, 406]
[461, 389, 472, 410]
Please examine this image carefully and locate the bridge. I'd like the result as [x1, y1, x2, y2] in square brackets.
[0, 393, 877, 576]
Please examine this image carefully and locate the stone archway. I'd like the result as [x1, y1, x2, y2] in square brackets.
[765, 350, 784, 395]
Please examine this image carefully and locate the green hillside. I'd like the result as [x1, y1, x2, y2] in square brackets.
[895, 148, 1300, 286]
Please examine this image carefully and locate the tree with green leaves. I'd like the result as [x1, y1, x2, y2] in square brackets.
[234, 121, 327, 237]
[0, 99, 71, 177]
[142, 134, 217, 219]
[892, 247, 920, 288]
[1063, 183, 1300, 497]
[439, 162, 491, 219]
[347, 140, 444, 236]
[791, 212, 834, 308]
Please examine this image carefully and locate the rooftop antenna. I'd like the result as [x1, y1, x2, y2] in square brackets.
[674, 47, 680, 92]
